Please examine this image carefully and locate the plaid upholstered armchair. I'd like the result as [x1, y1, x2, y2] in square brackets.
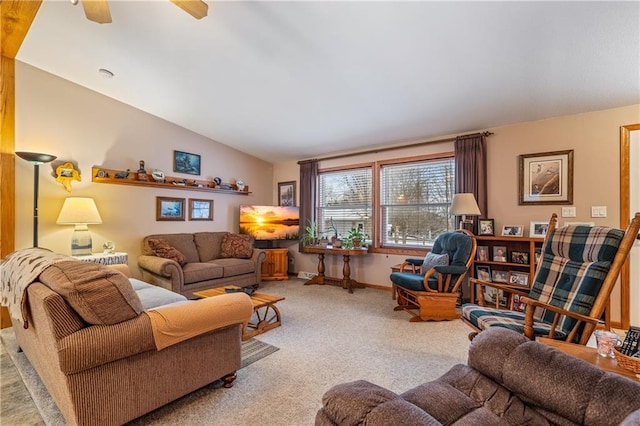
[463, 212, 640, 345]
[390, 229, 476, 321]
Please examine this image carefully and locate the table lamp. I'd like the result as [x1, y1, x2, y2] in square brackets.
[450, 193, 481, 233]
[16, 151, 57, 247]
[56, 197, 103, 255]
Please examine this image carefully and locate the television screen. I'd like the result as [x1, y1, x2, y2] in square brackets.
[239, 205, 300, 240]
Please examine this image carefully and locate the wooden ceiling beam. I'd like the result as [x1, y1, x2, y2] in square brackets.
[1, 0, 42, 59]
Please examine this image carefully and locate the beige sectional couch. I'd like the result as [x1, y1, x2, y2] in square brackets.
[138, 232, 266, 298]
[4, 249, 253, 426]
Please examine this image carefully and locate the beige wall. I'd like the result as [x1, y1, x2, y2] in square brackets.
[14, 60, 638, 321]
[14, 62, 273, 277]
[274, 104, 640, 322]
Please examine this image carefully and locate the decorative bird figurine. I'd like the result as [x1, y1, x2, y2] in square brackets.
[115, 169, 130, 179]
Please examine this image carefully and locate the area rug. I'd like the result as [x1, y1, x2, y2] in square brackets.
[0, 327, 278, 425]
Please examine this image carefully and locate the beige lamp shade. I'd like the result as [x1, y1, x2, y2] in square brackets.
[57, 197, 102, 255]
[449, 193, 481, 217]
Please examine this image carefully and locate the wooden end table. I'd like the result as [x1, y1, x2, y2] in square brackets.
[193, 286, 285, 340]
[538, 337, 639, 382]
[302, 246, 369, 293]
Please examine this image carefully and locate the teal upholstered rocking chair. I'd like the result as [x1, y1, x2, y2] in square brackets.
[390, 229, 476, 321]
[462, 212, 640, 345]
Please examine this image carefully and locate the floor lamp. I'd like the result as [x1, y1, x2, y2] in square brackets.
[16, 151, 57, 247]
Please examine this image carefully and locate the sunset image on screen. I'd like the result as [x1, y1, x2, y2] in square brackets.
[239, 205, 299, 240]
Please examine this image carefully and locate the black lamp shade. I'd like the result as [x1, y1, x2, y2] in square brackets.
[16, 151, 57, 165]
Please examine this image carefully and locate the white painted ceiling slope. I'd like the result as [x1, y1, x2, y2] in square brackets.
[17, 1, 640, 163]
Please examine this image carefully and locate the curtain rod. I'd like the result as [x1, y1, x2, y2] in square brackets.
[297, 131, 493, 164]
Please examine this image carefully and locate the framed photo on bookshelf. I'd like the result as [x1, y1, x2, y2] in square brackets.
[477, 246, 489, 261]
[502, 225, 524, 237]
[493, 246, 507, 262]
[492, 270, 509, 283]
[479, 219, 495, 236]
[510, 294, 527, 312]
[509, 271, 530, 286]
[530, 221, 549, 238]
[476, 265, 492, 282]
[484, 287, 507, 307]
[511, 251, 529, 264]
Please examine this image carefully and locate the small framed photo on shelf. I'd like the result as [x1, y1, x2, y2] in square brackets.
[156, 197, 185, 221]
[501, 225, 524, 237]
[510, 294, 527, 312]
[484, 287, 507, 307]
[534, 248, 542, 265]
[478, 219, 495, 236]
[476, 265, 492, 282]
[493, 246, 507, 262]
[511, 251, 529, 264]
[530, 221, 549, 238]
[188, 198, 213, 221]
[508, 271, 530, 286]
[492, 270, 509, 283]
[173, 150, 201, 175]
[476, 246, 489, 261]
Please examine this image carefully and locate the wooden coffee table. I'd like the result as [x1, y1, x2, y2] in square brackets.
[193, 286, 285, 340]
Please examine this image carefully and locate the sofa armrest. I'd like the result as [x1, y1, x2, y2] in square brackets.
[251, 248, 267, 282]
[318, 380, 441, 426]
[138, 255, 184, 288]
[57, 314, 156, 375]
[146, 292, 253, 350]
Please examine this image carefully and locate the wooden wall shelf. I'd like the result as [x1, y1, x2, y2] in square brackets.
[91, 167, 251, 195]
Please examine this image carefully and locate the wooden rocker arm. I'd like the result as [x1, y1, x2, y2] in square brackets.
[399, 260, 422, 274]
[521, 296, 600, 344]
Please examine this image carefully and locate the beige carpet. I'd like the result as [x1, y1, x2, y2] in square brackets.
[2, 279, 471, 425]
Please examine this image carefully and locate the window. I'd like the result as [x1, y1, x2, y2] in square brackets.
[318, 167, 372, 240]
[380, 157, 455, 247]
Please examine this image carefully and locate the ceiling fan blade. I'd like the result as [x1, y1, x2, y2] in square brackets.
[82, 0, 112, 24]
[170, 0, 208, 20]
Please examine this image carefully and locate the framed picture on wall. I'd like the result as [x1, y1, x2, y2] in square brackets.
[173, 150, 201, 175]
[156, 197, 185, 221]
[188, 198, 213, 221]
[519, 150, 573, 205]
[278, 181, 296, 206]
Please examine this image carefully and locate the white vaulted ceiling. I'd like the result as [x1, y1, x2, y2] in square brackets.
[17, 1, 640, 163]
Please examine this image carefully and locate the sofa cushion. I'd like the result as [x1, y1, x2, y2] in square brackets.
[182, 262, 224, 284]
[209, 258, 256, 277]
[220, 233, 254, 259]
[38, 261, 143, 325]
[143, 233, 200, 263]
[148, 238, 188, 266]
[194, 232, 227, 262]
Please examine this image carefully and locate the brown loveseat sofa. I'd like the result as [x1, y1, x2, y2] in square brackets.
[138, 232, 266, 298]
[5, 250, 253, 426]
[316, 327, 640, 425]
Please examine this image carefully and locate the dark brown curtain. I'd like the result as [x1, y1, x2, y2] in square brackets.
[299, 159, 318, 250]
[455, 134, 487, 233]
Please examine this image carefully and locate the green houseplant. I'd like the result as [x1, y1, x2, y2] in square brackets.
[347, 228, 365, 248]
[301, 220, 319, 246]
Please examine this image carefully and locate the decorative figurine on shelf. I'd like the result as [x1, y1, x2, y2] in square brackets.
[137, 160, 147, 181]
[236, 180, 245, 191]
[115, 169, 130, 179]
[151, 169, 165, 183]
[103, 241, 115, 254]
[172, 179, 187, 186]
[213, 177, 222, 187]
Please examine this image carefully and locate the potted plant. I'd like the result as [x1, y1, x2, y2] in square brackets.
[301, 220, 318, 246]
[347, 228, 365, 248]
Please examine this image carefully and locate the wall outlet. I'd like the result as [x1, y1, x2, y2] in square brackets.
[561, 207, 576, 217]
[591, 206, 607, 218]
